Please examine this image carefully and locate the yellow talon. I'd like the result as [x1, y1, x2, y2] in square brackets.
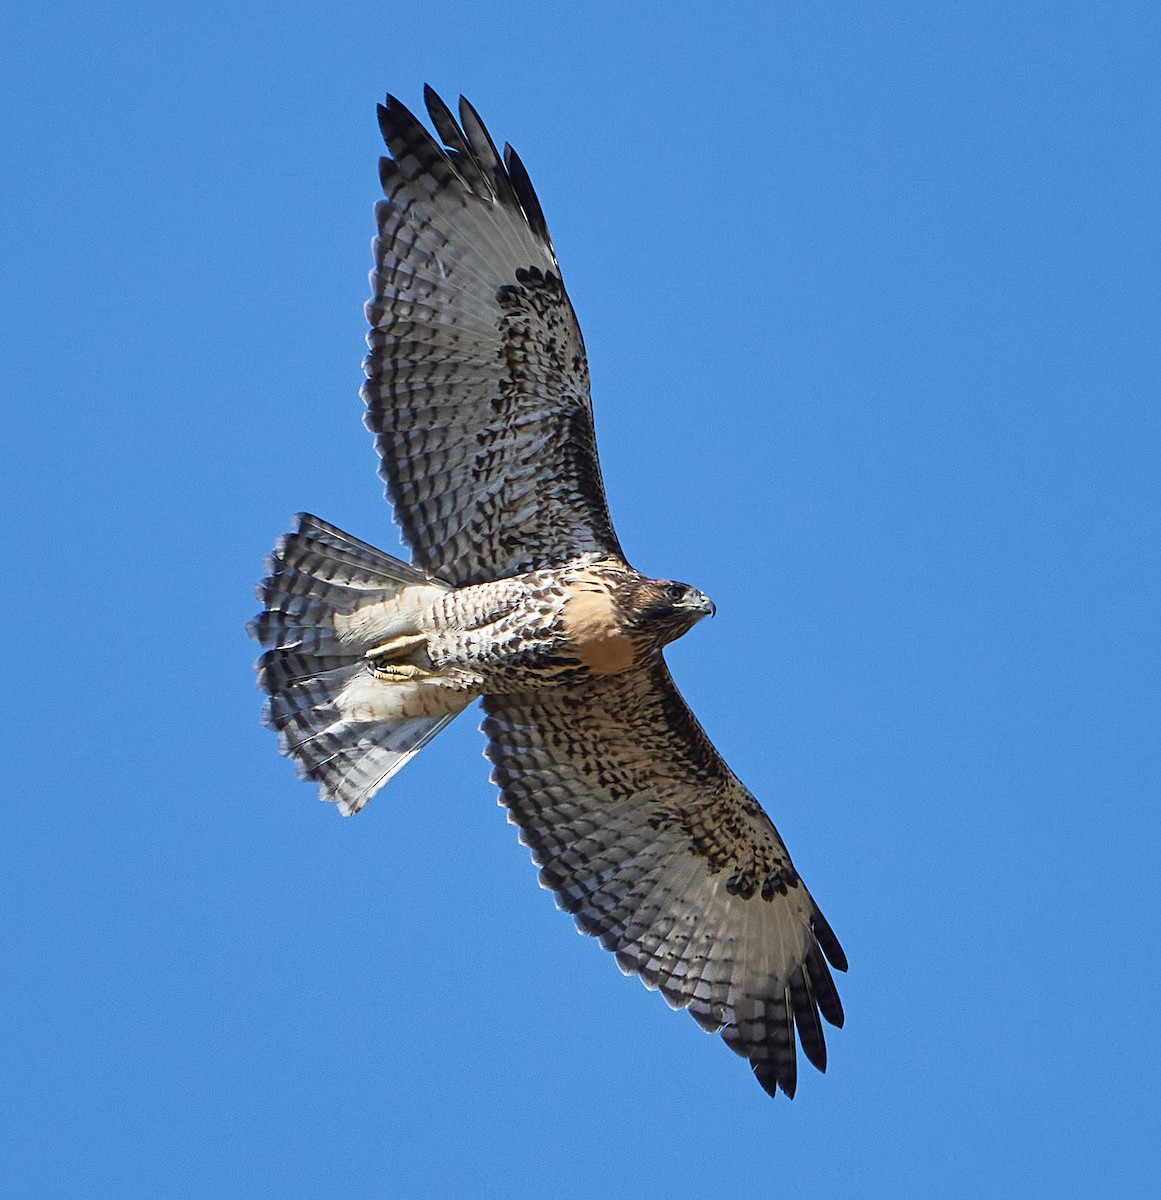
[367, 660, 430, 680]
[365, 633, 433, 679]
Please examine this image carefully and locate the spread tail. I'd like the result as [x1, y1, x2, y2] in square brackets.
[249, 513, 471, 815]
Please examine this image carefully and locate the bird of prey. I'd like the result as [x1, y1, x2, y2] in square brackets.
[250, 87, 847, 1100]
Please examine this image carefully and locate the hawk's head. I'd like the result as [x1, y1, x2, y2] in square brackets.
[621, 577, 715, 652]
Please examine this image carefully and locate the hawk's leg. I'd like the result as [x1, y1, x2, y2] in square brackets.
[364, 634, 434, 679]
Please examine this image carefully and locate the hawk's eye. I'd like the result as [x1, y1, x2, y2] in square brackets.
[663, 583, 686, 602]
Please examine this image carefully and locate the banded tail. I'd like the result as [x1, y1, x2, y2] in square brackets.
[249, 514, 471, 815]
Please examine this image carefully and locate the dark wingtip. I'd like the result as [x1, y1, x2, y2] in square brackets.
[813, 907, 849, 972]
[797, 1022, 828, 1074]
[376, 99, 392, 143]
[458, 94, 509, 177]
[376, 93, 427, 152]
[503, 141, 552, 248]
[752, 1058, 795, 1100]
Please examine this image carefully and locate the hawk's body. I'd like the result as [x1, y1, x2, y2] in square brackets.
[251, 88, 847, 1100]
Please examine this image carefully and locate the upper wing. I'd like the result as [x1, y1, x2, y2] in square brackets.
[363, 88, 624, 588]
[481, 657, 847, 1099]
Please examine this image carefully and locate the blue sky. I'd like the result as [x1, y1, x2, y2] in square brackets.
[4, 2, 1159, 1196]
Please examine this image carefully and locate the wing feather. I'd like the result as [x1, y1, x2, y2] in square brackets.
[421, 86, 493, 198]
[482, 657, 846, 1098]
[364, 89, 623, 585]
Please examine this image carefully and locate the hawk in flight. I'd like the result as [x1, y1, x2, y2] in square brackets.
[251, 87, 847, 1099]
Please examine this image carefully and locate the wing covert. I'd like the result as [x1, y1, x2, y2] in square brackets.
[363, 89, 623, 587]
[481, 657, 847, 1098]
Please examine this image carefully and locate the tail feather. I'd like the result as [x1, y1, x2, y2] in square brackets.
[250, 513, 471, 815]
[256, 649, 355, 697]
[282, 709, 458, 813]
[275, 513, 439, 588]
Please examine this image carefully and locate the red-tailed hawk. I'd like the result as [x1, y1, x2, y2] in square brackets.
[250, 87, 846, 1099]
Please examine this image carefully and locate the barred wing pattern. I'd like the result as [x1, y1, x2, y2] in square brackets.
[482, 657, 848, 1099]
[364, 88, 623, 587]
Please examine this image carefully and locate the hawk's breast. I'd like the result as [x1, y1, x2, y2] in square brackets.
[561, 581, 635, 676]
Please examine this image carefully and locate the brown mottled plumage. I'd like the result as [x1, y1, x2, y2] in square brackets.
[250, 88, 846, 1100]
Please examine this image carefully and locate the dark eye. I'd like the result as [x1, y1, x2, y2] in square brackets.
[663, 583, 686, 602]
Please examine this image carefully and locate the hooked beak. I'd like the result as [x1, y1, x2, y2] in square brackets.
[694, 592, 716, 619]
